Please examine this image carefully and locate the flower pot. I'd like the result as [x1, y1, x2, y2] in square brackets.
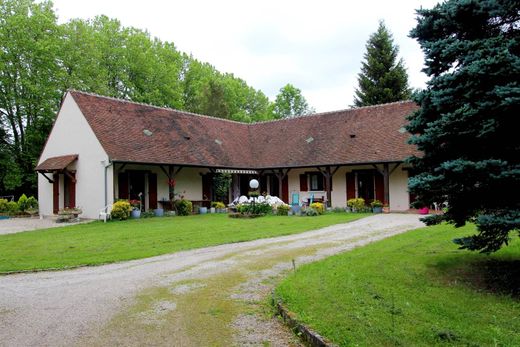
[372, 206, 383, 213]
[210, 207, 216, 213]
[131, 210, 141, 218]
[382, 206, 390, 213]
[418, 207, 429, 215]
[154, 208, 164, 217]
[199, 207, 208, 214]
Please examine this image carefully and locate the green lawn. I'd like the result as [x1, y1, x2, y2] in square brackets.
[0, 213, 369, 274]
[275, 224, 520, 347]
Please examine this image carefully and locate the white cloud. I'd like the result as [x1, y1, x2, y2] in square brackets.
[52, 0, 440, 111]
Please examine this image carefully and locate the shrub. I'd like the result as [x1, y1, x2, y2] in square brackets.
[310, 202, 325, 215]
[331, 207, 344, 213]
[7, 201, 19, 214]
[141, 211, 155, 218]
[0, 199, 8, 212]
[305, 208, 319, 216]
[26, 196, 38, 209]
[111, 200, 132, 220]
[347, 198, 365, 211]
[175, 199, 193, 216]
[276, 204, 291, 216]
[17, 194, 28, 212]
[237, 202, 272, 215]
[212, 201, 226, 209]
[370, 199, 383, 208]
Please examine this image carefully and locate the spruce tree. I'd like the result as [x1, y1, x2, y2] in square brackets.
[407, 0, 520, 253]
[353, 21, 411, 107]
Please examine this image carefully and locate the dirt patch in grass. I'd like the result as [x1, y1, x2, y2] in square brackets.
[435, 258, 520, 299]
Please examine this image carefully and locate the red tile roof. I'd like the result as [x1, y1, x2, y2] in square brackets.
[69, 91, 419, 169]
[36, 154, 78, 171]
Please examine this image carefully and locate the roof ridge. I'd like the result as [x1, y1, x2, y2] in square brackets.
[68, 89, 414, 126]
[250, 99, 415, 125]
[67, 89, 248, 125]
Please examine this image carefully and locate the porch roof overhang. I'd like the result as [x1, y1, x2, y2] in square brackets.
[35, 154, 78, 172]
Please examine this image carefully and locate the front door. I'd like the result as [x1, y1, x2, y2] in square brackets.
[357, 172, 374, 202]
[63, 172, 76, 208]
[128, 171, 146, 202]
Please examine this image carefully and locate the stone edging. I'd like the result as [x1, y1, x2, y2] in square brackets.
[273, 296, 337, 347]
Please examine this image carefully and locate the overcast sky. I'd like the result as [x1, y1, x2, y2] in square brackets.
[51, 0, 440, 112]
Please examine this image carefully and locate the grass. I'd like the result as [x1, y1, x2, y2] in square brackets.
[274, 224, 520, 346]
[0, 212, 369, 274]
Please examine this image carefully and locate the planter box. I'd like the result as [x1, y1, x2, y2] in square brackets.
[131, 210, 141, 218]
[199, 207, 208, 214]
[154, 208, 164, 217]
[372, 207, 383, 213]
[210, 207, 216, 213]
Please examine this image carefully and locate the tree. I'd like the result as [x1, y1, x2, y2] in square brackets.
[407, 0, 520, 253]
[0, 0, 63, 195]
[353, 21, 411, 107]
[273, 84, 314, 119]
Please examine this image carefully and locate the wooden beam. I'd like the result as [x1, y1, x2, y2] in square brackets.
[383, 163, 390, 205]
[390, 163, 401, 175]
[38, 172, 54, 183]
[118, 162, 128, 172]
[63, 169, 76, 183]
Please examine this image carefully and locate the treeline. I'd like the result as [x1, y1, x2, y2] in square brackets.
[0, 0, 312, 196]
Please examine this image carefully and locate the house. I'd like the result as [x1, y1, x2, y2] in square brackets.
[36, 91, 419, 219]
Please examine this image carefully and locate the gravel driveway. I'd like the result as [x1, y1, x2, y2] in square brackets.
[0, 214, 424, 347]
[0, 217, 91, 235]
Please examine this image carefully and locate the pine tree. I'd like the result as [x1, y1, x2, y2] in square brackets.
[353, 21, 411, 107]
[407, 0, 520, 253]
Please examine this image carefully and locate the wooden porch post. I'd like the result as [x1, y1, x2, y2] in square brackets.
[274, 169, 291, 203]
[383, 163, 390, 206]
[160, 165, 183, 202]
[317, 166, 339, 207]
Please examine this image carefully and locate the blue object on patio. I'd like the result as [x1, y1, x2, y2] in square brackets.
[291, 193, 300, 206]
[309, 192, 314, 205]
[0, 216, 9, 220]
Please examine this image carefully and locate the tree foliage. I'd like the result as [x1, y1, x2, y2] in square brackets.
[0, 0, 281, 196]
[353, 21, 411, 107]
[273, 83, 314, 119]
[407, 0, 520, 253]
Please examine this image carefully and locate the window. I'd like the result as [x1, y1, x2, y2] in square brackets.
[309, 172, 324, 191]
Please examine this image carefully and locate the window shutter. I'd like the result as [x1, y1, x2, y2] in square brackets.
[118, 172, 129, 199]
[374, 172, 384, 202]
[299, 174, 308, 191]
[346, 172, 355, 200]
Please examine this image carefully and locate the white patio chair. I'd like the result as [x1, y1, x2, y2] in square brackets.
[99, 205, 112, 223]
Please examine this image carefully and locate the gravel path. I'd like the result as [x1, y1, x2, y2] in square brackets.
[0, 214, 424, 347]
[0, 217, 92, 235]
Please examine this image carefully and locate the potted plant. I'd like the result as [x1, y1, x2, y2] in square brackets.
[418, 206, 429, 215]
[213, 201, 226, 213]
[129, 199, 141, 218]
[382, 204, 390, 213]
[370, 200, 383, 213]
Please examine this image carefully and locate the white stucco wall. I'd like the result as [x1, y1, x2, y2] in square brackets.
[389, 168, 410, 211]
[37, 93, 112, 219]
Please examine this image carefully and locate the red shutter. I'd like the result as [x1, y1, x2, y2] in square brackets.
[68, 172, 76, 208]
[346, 172, 356, 200]
[375, 172, 384, 202]
[149, 173, 157, 209]
[282, 176, 289, 203]
[299, 174, 308, 191]
[118, 172, 129, 199]
[53, 173, 59, 214]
